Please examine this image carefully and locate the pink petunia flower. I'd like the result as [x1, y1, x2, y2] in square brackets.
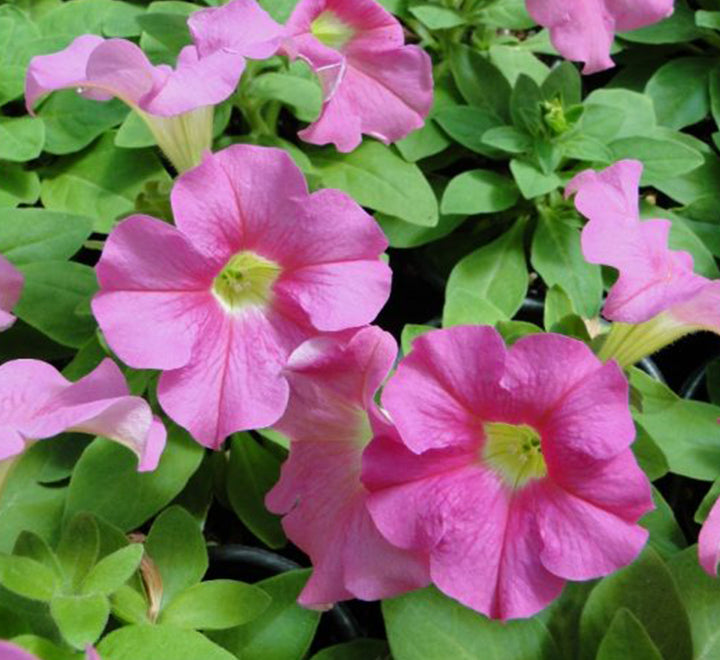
[0, 641, 100, 660]
[25, 5, 281, 171]
[0, 358, 166, 472]
[281, 0, 434, 152]
[699, 495, 720, 577]
[566, 159, 720, 367]
[265, 326, 430, 607]
[92, 145, 391, 450]
[526, 0, 674, 74]
[0, 254, 23, 332]
[363, 326, 652, 620]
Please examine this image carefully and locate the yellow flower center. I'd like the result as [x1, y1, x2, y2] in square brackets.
[212, 251, 281, 312]
[482, 422, 547, 489]
[311, 11, 356, 49]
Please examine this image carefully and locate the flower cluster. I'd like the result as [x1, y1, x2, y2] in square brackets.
[3, 0, 699, 644]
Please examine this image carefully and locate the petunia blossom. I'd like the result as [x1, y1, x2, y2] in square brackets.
[526, 0, 674, 74]
[281, 0, 433, 152]
[0, 641, 100, 660]
[0, 358, 166, 489]
[266, 326, 430, 607]
[25, 6, 281, 171]
[566, 159, 720, 367]
[363, 326, 652, 620]
[0, 253, 23, 332]
[699, 494, 720, 577]
[92, 144, 391, 450]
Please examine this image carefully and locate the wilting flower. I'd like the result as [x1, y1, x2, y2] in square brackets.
[280, 0, 433, 152]
[566, 159, 720, 367]
[0, 642, 100, 660]
[92, 145, 391, 449]
[0, 254, 23, 332]
[526, 0, 674, 74]
[25, 6, 281, 171]
[363, 326, 652, 620]
[266, 327, 430, 607]
[0, 358, 165, 476]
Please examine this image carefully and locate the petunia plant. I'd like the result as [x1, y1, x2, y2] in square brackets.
[5, 0, 720, 659]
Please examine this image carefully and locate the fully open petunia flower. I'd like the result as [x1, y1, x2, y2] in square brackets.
[25, 6, 281, 171]
[363, 326, 652, 620]
[526, 0, 674, 74]
[92, 144, 391, 450]
[0, 358, 166, 481]
[566, 159, 720, 367]
[0, 254, 23, 332]
[266, 326, 430, 607]
[280, 0, 433, 152]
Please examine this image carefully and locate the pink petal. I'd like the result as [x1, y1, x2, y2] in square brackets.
[699, 494, 720, 576]
[382, 326, 507, 454]
[142, 46, 246, 117]
[0, 641, 40, 660]
[669, 280, 720, 334]
[535, 480, 649, 581]
[299, 47, 433, 152]
[93, 215, 215, 370]
[526, 0, 673, 74]
[276, 326, 397, 442]
[0, 254, 23, 332]
[0, 359, 164, 471]
[171, 145, 308, 263]
[158, 307, 300, 449]
[189, 0, 283, 60]
[567, 160, 708, 324]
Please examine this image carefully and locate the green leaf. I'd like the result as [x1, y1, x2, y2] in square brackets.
[115, 110, 155, 149]
[51, 593, 109, 649]
[449, 45, 510, 121]
[641, 487, 686, 560]
[0, 6, 42, 105]
[0, 164, 40, 208]
[489, 45, 549, 86]
[401, 324, 435, 356]
[444, 221, 528, 327]
[619, 0, 701, 44]
[0, 116, 44, 162]
[541, 61, 581, 107]
[645, 57, 713, 130]
[384, 586, 559, 659]
[160, 580, 270, 630]
[596, 609, 663, 660]
[227, 434, 285, 549]
[310, 640, 389, 660]
[40, 133, 171, 233]
[531, 211, 603, 317]
[435, 105, 504, 156]
[258, 0, 296, 22]
[583, 89, 657, 141]
[248, 71, 322, 123]
[56, 513, 100, 591]
[409, 5, 464, 29]
[481, 126, 532, 154]
[376, 211, 465, 249]
[543, 285, 575, 331]
[579, 547, 692, 660]
[111, 584, 149, 626]
[8, 635, 77, 660]
[395, 121, 450, 162]
[98, 624, 236, 660]
[81, 544, 143, 596]
[509, 159, 560, 199]
[138, 12, 192, 59]
[0, 209, 93, 265]
[632, 425, 669, 482]
[0, 555, 59, 601]
[510, 74, 544, 135]
[311, 141, 438, 227]
[38, 0, 116, 37]
[15, 261, 98, 348]
[441, 170, 519, 215]
[631, 369, 720, 480]
[145, 506, 208, 609]
[65, 424, 204, 532]
[103, 0, 146, 37]
[609, 137, 704, 183]
[13, 531, 62, 578]
[210, 570, 320, 660]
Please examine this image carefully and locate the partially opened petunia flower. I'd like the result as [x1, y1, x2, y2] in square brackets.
[279, 0, 433, 152]
[566, 159, 720, 367]
[92, 144, 391, 450]
[266, 326, 430, 607]
[0, 641, 100, 660]
[363, 326, 652, 620]
[526, 0, 674, 74]
[25, 5, 281, 171]
[0, 253, 23, 332]
[0, 357, 166, 496]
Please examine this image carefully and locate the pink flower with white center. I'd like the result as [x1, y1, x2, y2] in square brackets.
[0, 254, 23, 332]
[92, 145, 391, 450]
[526, 0, 674, 74]
[566, 159, 720, 367]
[282, 0, 433, 152]
[362, 326, 652, 620]
[266, 326, 430, 607]
[25, 4, 281, 171]
[0, 358, 165, 481]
